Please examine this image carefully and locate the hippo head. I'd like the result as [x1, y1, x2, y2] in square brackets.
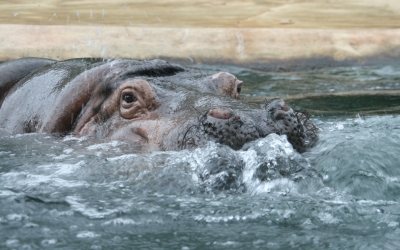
[68, 60, 318, 153]
[169, 98, 318, 153]
[0, 58, 318, 153]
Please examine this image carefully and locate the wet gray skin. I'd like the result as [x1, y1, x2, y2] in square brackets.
[0, 58, 318, 153]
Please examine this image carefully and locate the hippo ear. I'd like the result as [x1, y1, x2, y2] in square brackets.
[210, 72, 243, 99]
[0, 58, 55, 104]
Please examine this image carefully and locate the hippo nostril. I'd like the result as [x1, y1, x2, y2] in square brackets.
[208, 107, 236, 120]
[274, 110, 286, 120]
[282, 105, 290, 112]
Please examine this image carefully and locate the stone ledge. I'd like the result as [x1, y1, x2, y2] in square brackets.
[2, 24, 400, 70]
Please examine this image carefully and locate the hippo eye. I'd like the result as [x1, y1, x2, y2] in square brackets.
[237, 86, 241, 93]
[123, 93, 137, 103]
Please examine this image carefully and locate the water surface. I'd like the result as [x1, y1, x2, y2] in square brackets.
[1, 64, 400, 249]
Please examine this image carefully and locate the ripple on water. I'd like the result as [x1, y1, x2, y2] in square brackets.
[1, 113, 400, 248]
[76, 231, 101, 238]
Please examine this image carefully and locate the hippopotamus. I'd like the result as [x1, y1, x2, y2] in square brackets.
[0, 58, 318, 153]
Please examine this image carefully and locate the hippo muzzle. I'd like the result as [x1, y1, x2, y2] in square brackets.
[175, 98, 318, 153]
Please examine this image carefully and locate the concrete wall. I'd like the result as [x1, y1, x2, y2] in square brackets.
[1, 0, 400, 69]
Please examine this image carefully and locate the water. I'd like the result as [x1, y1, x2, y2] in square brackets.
[1, 64, 400, 249]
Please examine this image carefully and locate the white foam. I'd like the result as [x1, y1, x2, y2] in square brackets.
[318, 212, 341, 224]
[87, 140, 121, 150]
[66, 196, 120, 219]
[76, 231, 101, 238]
[102, 218, 138, 226]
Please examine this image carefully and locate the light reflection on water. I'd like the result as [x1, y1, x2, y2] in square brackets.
[1, 63, 400, 249]
[194, 63, 400, 116]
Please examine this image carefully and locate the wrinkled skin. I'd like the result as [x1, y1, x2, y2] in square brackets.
[0, 58, 318, 153]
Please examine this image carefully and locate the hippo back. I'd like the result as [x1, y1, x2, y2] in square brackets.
[0, 58, 55, 104]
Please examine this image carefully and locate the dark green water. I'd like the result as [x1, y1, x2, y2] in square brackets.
[1, 64, 400, 249]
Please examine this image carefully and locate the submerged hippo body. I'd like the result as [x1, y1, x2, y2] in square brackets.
[0, 58, 318, 152]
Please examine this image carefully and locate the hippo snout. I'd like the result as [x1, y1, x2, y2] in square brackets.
[263, 98, 319, 152]
[264, 98, 292, 118]
[201, 107, 260, 150]
[176, 99, 318, 153]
